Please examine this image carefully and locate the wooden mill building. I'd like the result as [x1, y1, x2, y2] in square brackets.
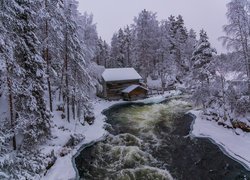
[101, 68, 148, 100]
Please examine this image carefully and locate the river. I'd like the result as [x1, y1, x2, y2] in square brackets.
[75, 99, 250, 180]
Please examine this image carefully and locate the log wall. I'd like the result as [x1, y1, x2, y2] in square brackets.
[102, 79, 141, 100]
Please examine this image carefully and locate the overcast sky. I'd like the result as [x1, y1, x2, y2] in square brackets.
[78, 0, 231, 53]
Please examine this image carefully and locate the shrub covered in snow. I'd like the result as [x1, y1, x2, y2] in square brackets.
[235, 96, 250, 116]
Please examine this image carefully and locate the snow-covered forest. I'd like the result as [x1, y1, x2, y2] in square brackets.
[0, 0, 102, 178]
[0, 0, 250, 179]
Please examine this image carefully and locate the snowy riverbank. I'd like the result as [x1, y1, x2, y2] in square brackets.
[42, 90, 181, 180]
[190, 110, 250, 170]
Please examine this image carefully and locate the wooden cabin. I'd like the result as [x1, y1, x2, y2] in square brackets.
[101, 68, 148, 100]
[122, 85, 148, 101]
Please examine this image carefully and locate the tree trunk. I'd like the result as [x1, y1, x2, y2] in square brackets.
[6, 65, 16, 150]
[65, 32, 70, 122]
[45, 0, 53, 112]
[246, 56, 250, 96]
[72, 70, 77, 120]
[59, 64, 65, 102]
[221, 75, 227, 121]
[76, 100, 81, 122]
[72, 95, 75, 120]
[127, 43, 130, 67]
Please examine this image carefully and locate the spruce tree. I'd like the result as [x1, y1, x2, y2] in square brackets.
[191, 30, 216, 107]
[13, 0, 51, 146]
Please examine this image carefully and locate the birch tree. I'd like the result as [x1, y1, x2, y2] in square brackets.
[221, 0, 250, 94]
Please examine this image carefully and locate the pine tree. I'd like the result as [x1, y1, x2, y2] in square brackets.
[185, 29, 197, 69]
[191, 30, 216, 107]
[0, 0, 18, 151]
[13, 0, 51, 146]
[192, 30, 216, 71]
[110, 29, 127, 67]
[133, 9, 159, 79]
[0, 0, 51, 149]
[168, 15, 188, 78]
[124, 26, 133, 67]
[94, 37, 110, 67]
[78, 12, 98, 63]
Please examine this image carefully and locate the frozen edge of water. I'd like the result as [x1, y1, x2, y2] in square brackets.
[189, 110, 250, 172]
[72, 134, 109, 180]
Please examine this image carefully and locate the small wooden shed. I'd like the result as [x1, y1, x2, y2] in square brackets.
[101, 68, 147, 100]
[121, 85, 148, 101]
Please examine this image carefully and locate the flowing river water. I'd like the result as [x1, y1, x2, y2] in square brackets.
[75, 99, 250, 180]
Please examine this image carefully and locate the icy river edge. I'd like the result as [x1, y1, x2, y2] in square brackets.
[190, 110, 250, 171]
[43, 90, 250, 180]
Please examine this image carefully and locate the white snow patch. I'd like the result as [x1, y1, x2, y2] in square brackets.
[190, 110, 250, 170]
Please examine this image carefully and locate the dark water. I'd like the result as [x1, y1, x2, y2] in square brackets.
[75, 100, 250, 180]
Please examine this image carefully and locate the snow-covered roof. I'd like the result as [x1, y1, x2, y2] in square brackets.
[102, 68, 142, 82]
[122, 85, 148, 93]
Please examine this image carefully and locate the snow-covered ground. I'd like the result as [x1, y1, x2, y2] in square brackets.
[190, 110, 250, 170]
[41, 90, 181, 180]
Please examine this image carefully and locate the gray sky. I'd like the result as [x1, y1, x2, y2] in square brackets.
[78, 0, 230, 53]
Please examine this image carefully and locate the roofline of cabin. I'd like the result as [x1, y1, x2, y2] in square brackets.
[102, 78, 143, 83]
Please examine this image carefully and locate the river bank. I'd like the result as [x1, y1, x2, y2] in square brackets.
[190, 110, 250, 170]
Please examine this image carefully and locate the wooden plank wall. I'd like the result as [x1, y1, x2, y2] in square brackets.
[105, 80, 140, 99]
